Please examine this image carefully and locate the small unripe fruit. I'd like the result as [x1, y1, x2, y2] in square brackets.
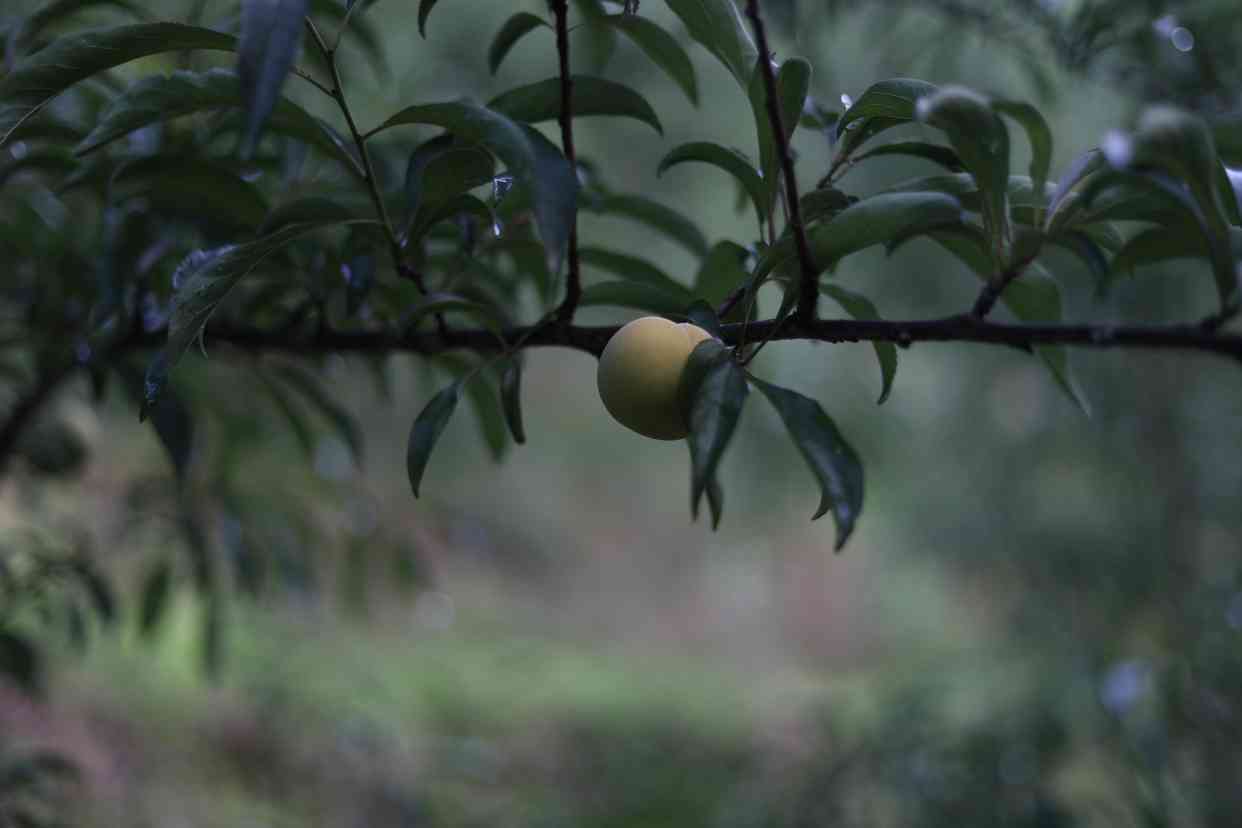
[597, 316, 713, 440]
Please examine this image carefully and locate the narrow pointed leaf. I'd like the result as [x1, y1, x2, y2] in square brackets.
[6, 0, 150, 60]
[602, 14, 698, 104]
[489, 12, 549, 75]
[693, 240, 750, 309]
[138, 558, 173, 637]
[417, 0, 442, 37]
[662, 0, 757, 88]
[499, 356, 526, 444]
[993, 99, 1052, 205]
[836, 78, 937, 140]
[658, 141, 767, 225]
[590, 194, 708, 256]
[820, 284, 898, 404]
[75, 69, 364, 179]
[853, 141, 963, 172]
[751, 378, 863, 549]
[489, 76, 663, 135]
[405, 140, 495, 212]
[407, 384, 461, 497]
[579, 246, 692, 296]
[0, 22, 238, 147]
[749, 56, 812, 210]
[678, 340, 747, 519]
[112, 156, 270, 231]
[238, 0, 309, 159]
[369, 102, 577, 274]
[580, 281, 696, 315]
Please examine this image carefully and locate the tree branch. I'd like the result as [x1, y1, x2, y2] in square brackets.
[744, 0, 819, 325]
[550, 0, 582, 325]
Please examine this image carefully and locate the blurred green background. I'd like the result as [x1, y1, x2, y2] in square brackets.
[2, 0, 1242, 826]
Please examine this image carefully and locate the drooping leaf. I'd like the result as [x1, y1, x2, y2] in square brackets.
[590, 194, 708, 257]
[237, 0, 309, 159]
[260, 196, 361, 235]
[75, 69, 364, 179]
[499, 356, 525, 444]
[579, 281, 695, 315]
[5, 0, 150, 60]
[143, 219, 365, 414]
[993, 99, 1052, 208]
[401, 291, 505, 336]
[852, 141, 963, 172]
[1044, 148, 1107, 232]
[0, 22, 238, 147]
[757, 190, 963, 281]
[417, 0, 442, 37]
[71, 559, 115, 625]
[404, 138, 495, 213]
[579, 246, 693, 298]
[662, 0, 757, 88]
[407, 383, 461, 497]
[270, 361, 365, 466]
[601, 13, 698, 104]
[683, 299, 723, 338]
[369, 102, 577, 274]
[678, 340, 747, 519]
[748, 56, 812, 212]
[799, 187, 854, 225]
[916, 86, 1011, 263]
[836, 78, 937, 140]
[750, 378, 863, 549]
[658, 141, 767, 227]
[488, 12, 549, 75]
[693, 240, 751, 310]
[408, 193, 497, 244]
[112, 156, 270, 231]
[820, 284, 898, 404]
[463, 374, 508, 461]
[489, 76, 663, 135]
[138, 557, 173, 637]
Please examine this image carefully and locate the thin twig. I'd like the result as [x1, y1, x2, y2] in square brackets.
[550, 0, 582, 325]
[304, 17, 406, 282]
[744, 0, 818, 324]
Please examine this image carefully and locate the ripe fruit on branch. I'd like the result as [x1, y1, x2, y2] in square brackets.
[596, 316, 714, 440]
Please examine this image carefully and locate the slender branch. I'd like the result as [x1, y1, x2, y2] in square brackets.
[744, 0, 819, 325]
[550, 0, 582, 325]
[304, 17, 407, 282]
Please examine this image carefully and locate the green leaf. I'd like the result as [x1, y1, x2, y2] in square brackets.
[916, 86, 1011, 263]
[750, 378, 863, 549]
[836, 78, 937, 139]
[75, 69, 365, 180]
[499, 356, 526, 445]
[748, 56, 812, 211]
[5, 0, 150, 59]
[138, 558, 172, 638]
[238, 0, 308, 158]
[1044, 148, 1107, 232]
[757, 191, 963, 281]
[683, 299, 723, 338]
[72, 559, 115, 625]
[0, 630, 41, 695]
[658, 141, 767, 227]
[993, 99, 1052, 209]
[1107, 225, 1242, 295]
[590, 194, 708, 257]
[1123, 106, 1238, 308]
[820, 284, 898, 404]
[418, 0, 442, 36]
[488, 12, 549, 75]
[693, 240, 750, 309]
[579, 281, 695, 315]
[255, 364, 317, 459]
[408, 193, 497, 244]
[678, 340, 747, 519]
[401, 291, 505, 336]
[260, 197, 361, 235]
[853, 141, 963, 172]
[489, 76, 663, 135]
[800, 187, 854, 224]
[662, 0, 757, 88]
[579, 246, 693, 298]
[143, 219, 364, 414]
[405, 139, 495, 213]
[463, 375, 508, 461]
[407, 383, 460, 497]
[369, 102, 577, 275]
[271, 361, 366, 466]
[0, 22, 238, 147]
[602, 13, 698, 105]
[112, 156, 270, 231]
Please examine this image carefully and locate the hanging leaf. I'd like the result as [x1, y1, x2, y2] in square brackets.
[993, 99, 1053, 208]
[75, 69, 364, 179]
[369, 102, 577, 275]
[237, 0, 309, 159]
[601, 14, 698, 104]
[678, 340, 748, 520]
[579, 246, 693, 298]
[5, 0, 151, 61]
[112, 156, 270, 231]
[404, 138, 495, 213]
[662, 0, 757, 88]
[417, 0, 443, 37]
[658, 141, 767, 227]
[489, 76, 663, 135]
[138, 557, 173, 637]
[916, 86, 1011, 263]
[143, 218, 366, 414]
[820, 284, 898, 404]
[748, 56, 812, 211]
[0, 22, 238, 147]
[750, 378, 863, 549]
[407, 383, 461, 497]
[489, 12, 550, 76]
[580, 281, 696, 315]
[836, 78, 937, 140]
[499, 356, 526, 445]
[589, 194, 708, 257]
[693, 241, 751, 310]
[852, 141, 963, 172]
